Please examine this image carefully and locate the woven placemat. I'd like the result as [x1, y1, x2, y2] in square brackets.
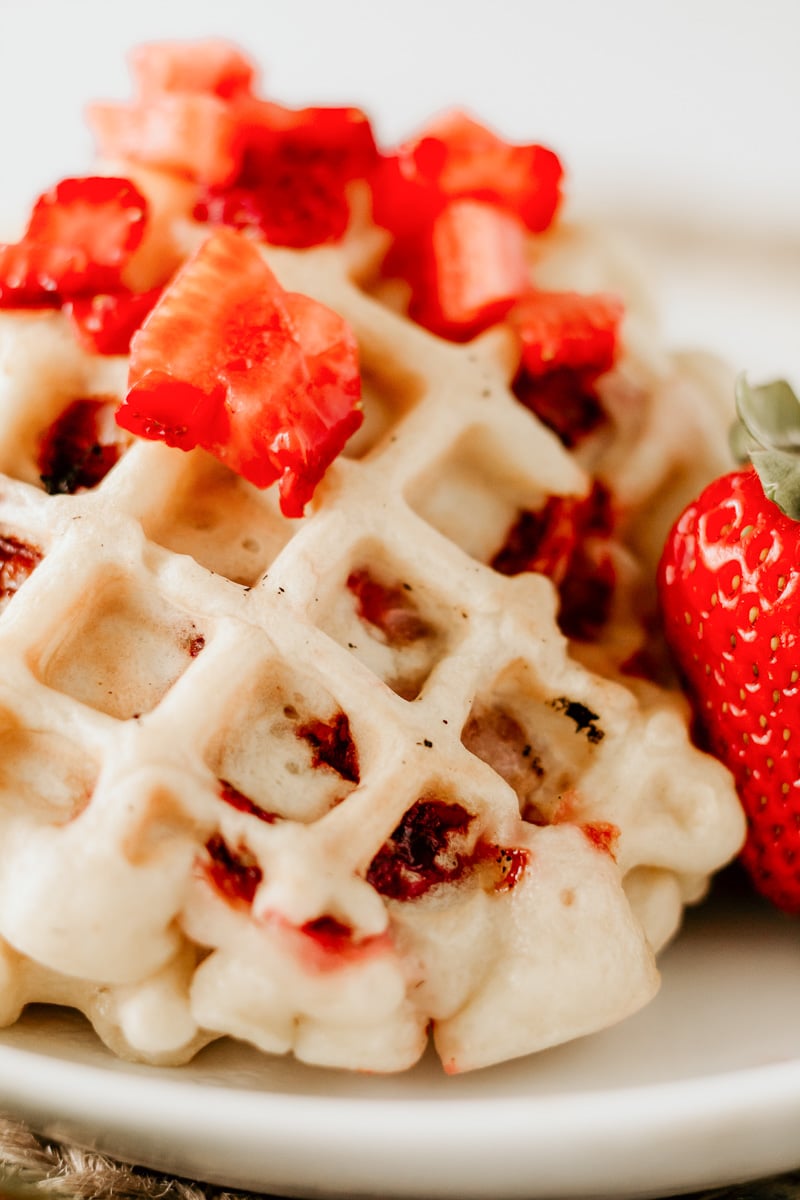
[2, 1116, 800, 1200]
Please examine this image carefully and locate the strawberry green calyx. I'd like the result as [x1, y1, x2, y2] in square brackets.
[732, 374, 800, 519]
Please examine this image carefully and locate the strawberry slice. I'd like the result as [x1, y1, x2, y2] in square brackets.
[64, 288, 161, 355]
[129, 39, 257, 99]
[116, 228, 362, 516]
[371, 110, 563, 239]
[0, 176, 148, 307]
[398, 198, 530, 341]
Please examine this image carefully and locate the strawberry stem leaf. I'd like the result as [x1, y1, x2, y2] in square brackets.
[733, 374, 800, 519]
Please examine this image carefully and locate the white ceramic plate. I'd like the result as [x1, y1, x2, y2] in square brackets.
[1, 6, 800, 1198]
[1, 873, 800, 1200]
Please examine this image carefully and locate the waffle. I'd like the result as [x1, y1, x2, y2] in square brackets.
[0, 79, 745, 1074]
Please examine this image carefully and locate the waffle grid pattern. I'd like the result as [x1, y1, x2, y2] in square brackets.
[0, 235, 744, 1073]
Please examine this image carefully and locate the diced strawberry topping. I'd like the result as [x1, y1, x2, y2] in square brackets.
[88, 95, 243, 188]
[371, 110, 563, 238]
[204, 832, 263, 907]
[373, 112, 562, 342]
[37, 398, 123, 494]
[390, 199, 530, 341]
[0, 534, 42, 606]
[347, 569, 432, 645]
[509, 290, 622, 377]
[509, 290, 623, 447]
[89, 41, 377, 247]
[64, 287, 161, 355]
[296, 712, 360, 783]
[0, 177, 148, 307]
[115, 228, 362, 516]
[196, 102, 378, 248]
[129, 39, 257, 99]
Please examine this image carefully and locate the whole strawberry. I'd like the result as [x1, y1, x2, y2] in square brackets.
[658, 377, 800, 913]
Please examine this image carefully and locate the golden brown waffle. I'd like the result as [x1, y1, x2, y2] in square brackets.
[0, 184, 745, 1074]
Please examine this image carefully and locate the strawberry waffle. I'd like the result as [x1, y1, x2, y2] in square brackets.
[0, 40, 744, 1073]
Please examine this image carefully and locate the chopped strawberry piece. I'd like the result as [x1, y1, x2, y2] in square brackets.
[508, 290, 623, 447]
[116, 228, 362, 516]
[397, 198, 529, 340]
[509, 290, 623, 377]
[130, 39, 257, 99]
[371, 110, 563, 238]
[38, 398, 123, 494]
[0, 176, 148, 307]
[87, 95, 242, 187]
[0, 534, 42, 606]
[426, 111, 563, 233]
[195, 101, 378, 248]
[90, 44, 376, 245]
[64, 287, 161, 355]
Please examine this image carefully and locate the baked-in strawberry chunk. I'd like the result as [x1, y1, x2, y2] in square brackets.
[204, 833, 263, 907]
[0, 176, 148, 307]
[367, 799, 474, 900]
[296, 712, 360, 783]
[347, 569, 432, 645]
[493, 482, 616, 642]
[64, 288, 161, 356]
[371, 110, 563, 238]
[0, 534, 42, 607]
[37, 398, 124, 494]
[218, 779, 278, 823]
[116, 227, 362, 516]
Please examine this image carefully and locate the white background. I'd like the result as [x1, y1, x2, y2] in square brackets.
[0, 0, 798, 379]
